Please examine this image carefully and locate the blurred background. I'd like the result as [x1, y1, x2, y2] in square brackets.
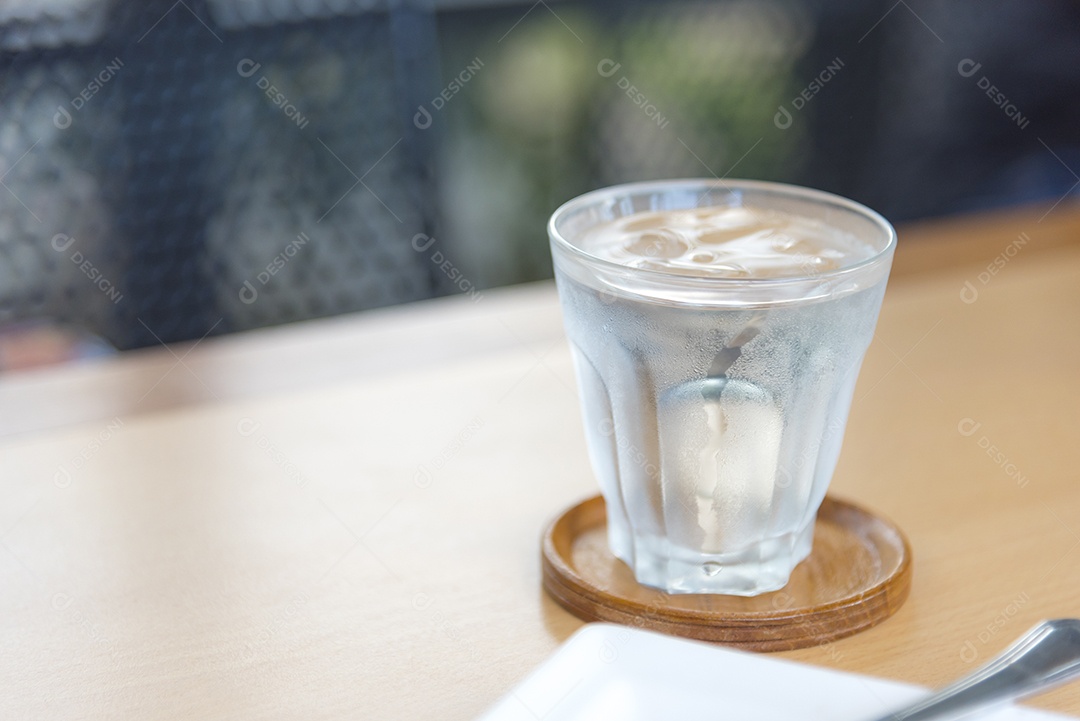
[0, 0, 1077, 361]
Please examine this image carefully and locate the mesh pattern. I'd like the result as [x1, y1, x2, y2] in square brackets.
[200, 17, 431, 334]
[0, 0, 438, 349]
[0, 0, 115, 51]
[0, 53, 126, 340]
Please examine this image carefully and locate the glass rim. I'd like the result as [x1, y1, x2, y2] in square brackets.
[548, 179, 897, 288]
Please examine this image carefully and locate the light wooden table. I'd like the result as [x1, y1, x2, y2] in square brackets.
[2, 202, 1079, 719]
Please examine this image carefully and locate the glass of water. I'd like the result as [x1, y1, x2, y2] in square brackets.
[549, 180, 895, 595]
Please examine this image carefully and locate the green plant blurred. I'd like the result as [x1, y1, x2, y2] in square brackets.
[436, 0, 813, 289]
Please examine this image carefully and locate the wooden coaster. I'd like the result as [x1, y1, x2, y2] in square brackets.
[541, 495, 912, 651]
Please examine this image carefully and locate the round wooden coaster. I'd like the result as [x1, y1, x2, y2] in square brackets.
[541, 495, 912, 651]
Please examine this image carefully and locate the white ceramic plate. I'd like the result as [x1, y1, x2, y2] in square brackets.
[477, 624, 1076, 721]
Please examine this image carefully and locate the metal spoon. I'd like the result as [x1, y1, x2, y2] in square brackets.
[868, 619, 1080, 721]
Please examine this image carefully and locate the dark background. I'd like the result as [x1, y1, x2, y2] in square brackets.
[0, 0, 1076, 350]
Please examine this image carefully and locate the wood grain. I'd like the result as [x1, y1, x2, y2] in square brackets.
[0, 201, 1078, 719]
[542, 495, 912, 651]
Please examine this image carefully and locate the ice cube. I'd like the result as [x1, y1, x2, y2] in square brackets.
[625, 230, 689, 259]
[658, 376, 782, 553]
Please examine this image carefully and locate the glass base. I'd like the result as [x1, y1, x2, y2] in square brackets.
[613, 522, 815, 596]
